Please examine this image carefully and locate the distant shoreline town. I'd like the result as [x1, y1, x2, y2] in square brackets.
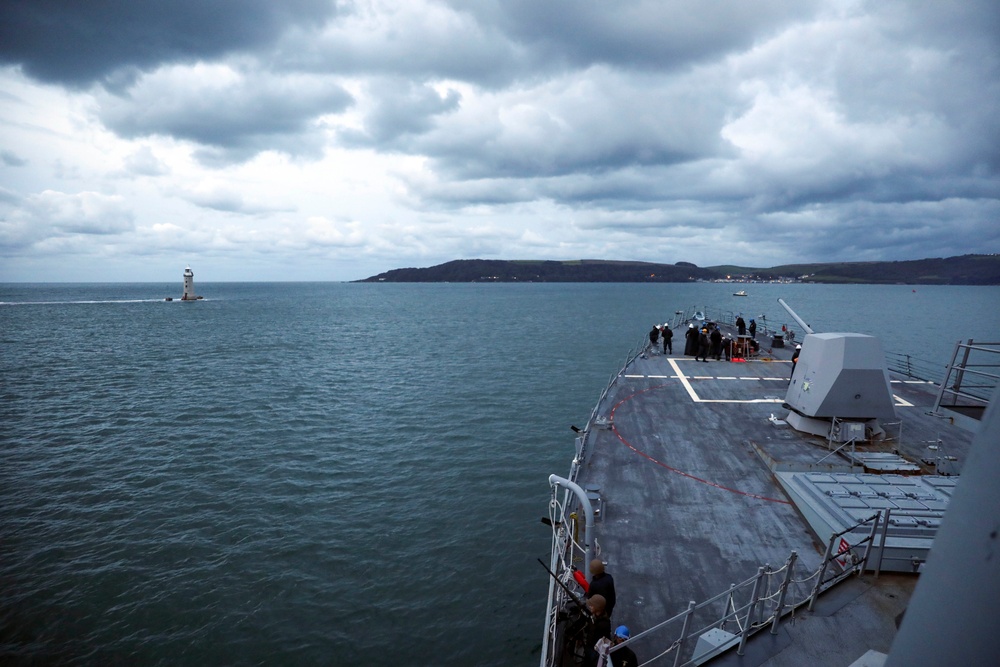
[359, 254, 1000, 285]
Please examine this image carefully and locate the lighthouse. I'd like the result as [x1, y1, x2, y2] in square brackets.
[180, 266, 202, 301]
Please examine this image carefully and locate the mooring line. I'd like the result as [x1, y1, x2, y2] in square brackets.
[608, 385, 792, 505]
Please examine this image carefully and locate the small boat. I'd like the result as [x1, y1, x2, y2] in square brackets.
[733, 290, 748, 296]
[693, 310, 705, 321]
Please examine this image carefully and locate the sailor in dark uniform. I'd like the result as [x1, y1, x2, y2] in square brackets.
[610, 626, 638, 667]
[684, 323, 698, 356]
[696, 328, 710, 362]
[710, 326, 723, 360]
[790, 344, 802, 382]
[586, 560, 616, 617]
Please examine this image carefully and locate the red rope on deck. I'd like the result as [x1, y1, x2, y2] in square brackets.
[609, 386, 792, 505]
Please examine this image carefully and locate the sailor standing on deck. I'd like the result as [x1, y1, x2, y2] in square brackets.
[609, 626, 638, 667]
[696, 328, 710, 362]
[649, 325, 660, 351]
[583, 594, 611, 667]
[710, 325, 723, 360]
[789, 344, 802, 382]
[662, 324, 673, 355]
[684, 323, 698, 356]
[586, 560, 616, 617]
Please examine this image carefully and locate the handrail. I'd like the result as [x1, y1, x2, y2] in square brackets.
[932, 339, 1000, 420]
[540, 335, 651, 665]
[884, 352, 945, 383]
[598, 511, 888, 667]
[548, 475, 595, 580]
[679, 308, 988, 391]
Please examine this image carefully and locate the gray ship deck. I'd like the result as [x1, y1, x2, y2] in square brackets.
[547, 320, 981, 667]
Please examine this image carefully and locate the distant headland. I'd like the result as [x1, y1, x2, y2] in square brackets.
[357, 254, 1000, 285]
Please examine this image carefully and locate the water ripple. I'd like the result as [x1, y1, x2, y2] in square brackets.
[3, 282, 998, 665]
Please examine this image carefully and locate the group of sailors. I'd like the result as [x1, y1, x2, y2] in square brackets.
[649, 320, 760, 361]
[648, 323, 673, 354]
[563, 560, 637, 667]
[735, 315, 757, 338]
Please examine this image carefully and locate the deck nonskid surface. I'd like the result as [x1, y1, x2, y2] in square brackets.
[548, 320, 985, 665]
[571, 334, 975, 661]
[580, 351, 826, 628]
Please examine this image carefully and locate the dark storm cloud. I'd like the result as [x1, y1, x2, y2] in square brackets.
[0, 0, 335, 87]
[455, 0, 822, 72]
[406, 70, 735, 181]
[339, 79, 461, 147]
[288, 6, 525, 89]
[391, 0, 1000, 266]
[751, 198, 1000, 264]
[2, 0, 998, 273]
[97, 69, 352, 164]
[293, 1, 821, 91]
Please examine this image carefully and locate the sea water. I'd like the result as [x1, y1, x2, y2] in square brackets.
[2, 282, 998, 665]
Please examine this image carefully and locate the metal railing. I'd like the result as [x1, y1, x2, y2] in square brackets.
[540, 337, 650, 667]
[671, 306, 796, 344]
[602, 512, 889, 667]
[675, 307, 989, 389]
[570, 337, 649, 483]
[885, 351, 946, 383]
[932, 339, 1000, 422]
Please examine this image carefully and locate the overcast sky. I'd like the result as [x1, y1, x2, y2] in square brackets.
[1, 1, 998, 281]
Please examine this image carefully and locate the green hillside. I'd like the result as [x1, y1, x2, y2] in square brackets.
[359, 254, 1000, 284]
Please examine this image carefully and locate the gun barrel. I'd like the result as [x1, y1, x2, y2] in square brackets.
[538, 559, 590, 615]
[777, 298, 814, 334]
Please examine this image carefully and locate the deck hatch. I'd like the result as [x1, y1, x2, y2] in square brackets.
[776, 471, 953, 572]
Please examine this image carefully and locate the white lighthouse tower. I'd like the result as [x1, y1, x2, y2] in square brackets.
[181, 266, 201, 300]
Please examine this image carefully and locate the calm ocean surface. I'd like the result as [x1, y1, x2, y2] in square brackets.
[2, 282, 998, 665]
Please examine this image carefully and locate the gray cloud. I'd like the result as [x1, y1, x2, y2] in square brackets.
[0, 191, 135, 252]
[178, 185, 295, 216]
[0, 0, 335, 87]
[411, 69, 735, 180]
[122, 147, 169, 177]
[1, 150, 28, 167]
[286, 5, 525, 88]
[97, 67, 352, 163]
[0, 0, 998, 277]
[453, 0, 823, 73]
[0, 186, 22, 205]
[339, 79, 462, 147]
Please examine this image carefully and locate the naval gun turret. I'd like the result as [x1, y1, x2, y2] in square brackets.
[780, 299, 896, 440]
